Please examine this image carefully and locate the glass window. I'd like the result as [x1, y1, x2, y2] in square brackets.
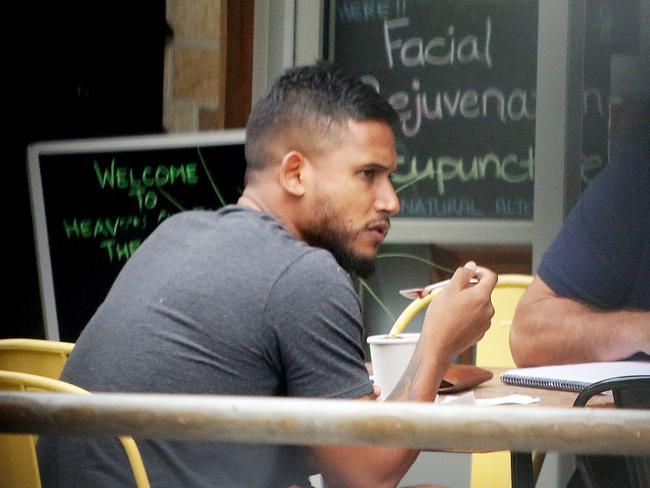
[582, 0, 649, 187]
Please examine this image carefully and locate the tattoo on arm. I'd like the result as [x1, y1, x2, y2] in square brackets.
[387, 357, 425, 401]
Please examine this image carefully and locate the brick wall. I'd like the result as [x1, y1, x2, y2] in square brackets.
[164, 0, 227, 133]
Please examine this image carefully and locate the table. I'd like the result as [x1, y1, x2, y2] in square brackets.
[440, 367, 613, 488]
[365, 362, 613, 409]
[460, 367, 612, 408]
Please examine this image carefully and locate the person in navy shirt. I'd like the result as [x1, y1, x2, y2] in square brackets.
[511, 141, 649, 366]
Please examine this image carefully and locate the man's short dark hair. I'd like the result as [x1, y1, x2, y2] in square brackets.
[244, 61, 398, 176]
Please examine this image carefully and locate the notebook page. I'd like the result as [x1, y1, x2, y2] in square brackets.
[500, 361, 650, 392]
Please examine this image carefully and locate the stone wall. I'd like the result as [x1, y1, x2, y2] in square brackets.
[164, 0, 227, 133]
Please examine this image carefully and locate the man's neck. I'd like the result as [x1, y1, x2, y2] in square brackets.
[237, 189, 303, 241]
[237, 191, 267, 213]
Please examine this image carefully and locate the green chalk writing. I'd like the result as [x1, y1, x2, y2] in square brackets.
[93, 159, 199, 190]
[99, 239, 141, 263]
[63, 216, 145, 240]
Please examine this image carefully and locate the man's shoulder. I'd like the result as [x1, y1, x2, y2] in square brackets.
[286, 247, 350, 281]
[156, 206, 286, 239]
[161, 205, 252, 225]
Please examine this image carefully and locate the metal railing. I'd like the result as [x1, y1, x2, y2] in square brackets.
[1, 392, 649, 455]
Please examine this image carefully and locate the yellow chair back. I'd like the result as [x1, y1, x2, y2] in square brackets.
[475, 274, 533, 369]
[0, 339, 74, 379]
[0, 339, 76, 488]
[0, 369, 150, 488]
[471, 274, 533, 488]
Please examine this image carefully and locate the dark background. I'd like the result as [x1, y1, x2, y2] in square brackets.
[7, 1, 168, 339]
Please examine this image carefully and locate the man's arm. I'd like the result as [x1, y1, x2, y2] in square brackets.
[510, 275, 650, 367]
[312, 263, 497, 488]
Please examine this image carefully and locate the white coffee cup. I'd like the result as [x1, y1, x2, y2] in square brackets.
[367, 333, 420, 400]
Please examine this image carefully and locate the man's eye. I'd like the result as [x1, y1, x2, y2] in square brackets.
[362, 169, 376, 179]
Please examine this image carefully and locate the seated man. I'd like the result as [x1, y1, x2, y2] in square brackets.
[37, 62, 497, 488]
[511, 141, 649, 367]
[510, 141, 649, 488]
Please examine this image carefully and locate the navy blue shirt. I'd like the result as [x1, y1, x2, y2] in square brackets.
[538, 141, 649, 357]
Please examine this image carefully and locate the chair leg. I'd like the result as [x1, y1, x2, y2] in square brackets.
[625, 455, 650, 488]
[576, 454, 634, 488]
[532, 451, 546, 485]
[575, 455, 601, 488]
[511, 452, 534, 488]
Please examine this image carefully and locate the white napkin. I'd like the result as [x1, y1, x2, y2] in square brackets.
[435, 391, 539, 406]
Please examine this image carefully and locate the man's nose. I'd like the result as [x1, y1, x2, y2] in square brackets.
[376, 178, 400, 216]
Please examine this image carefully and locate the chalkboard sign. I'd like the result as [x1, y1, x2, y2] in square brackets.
[333, 0, 538, 223]
[28, 130, 246, 341]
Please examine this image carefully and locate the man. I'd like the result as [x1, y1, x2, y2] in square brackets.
[38, 62, 497, 488]
[510, 140, 649, 488]
[510, 141, 649, 367]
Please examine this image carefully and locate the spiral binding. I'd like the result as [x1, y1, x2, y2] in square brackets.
[500, 374, 588, 392]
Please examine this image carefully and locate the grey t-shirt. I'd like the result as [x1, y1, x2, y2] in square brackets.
[38, 206, 374, 488]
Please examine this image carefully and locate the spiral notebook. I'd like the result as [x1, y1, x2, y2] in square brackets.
[500, 361, 650, 392]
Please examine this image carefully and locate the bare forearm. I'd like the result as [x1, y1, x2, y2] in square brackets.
[316, 346, 450, 487]
[314, 443, 419, 488]
[387, 335, 452, 402]
[511, 277, 650, 366]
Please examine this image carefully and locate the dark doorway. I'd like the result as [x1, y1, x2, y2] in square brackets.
[7, 1, 169, 339]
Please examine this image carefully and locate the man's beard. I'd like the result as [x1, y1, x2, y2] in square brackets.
[304, 226, 376, 278]
[301, 197, 377, 279]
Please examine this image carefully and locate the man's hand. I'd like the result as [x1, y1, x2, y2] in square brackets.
[421, 261, 497, 363]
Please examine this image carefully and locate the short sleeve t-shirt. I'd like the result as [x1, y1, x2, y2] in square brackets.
[538, 142, 649, 359]
[538, 142, 650, 310]
[38, 206, 374, 488]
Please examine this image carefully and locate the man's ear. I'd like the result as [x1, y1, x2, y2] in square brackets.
[279, 150, 307, 197]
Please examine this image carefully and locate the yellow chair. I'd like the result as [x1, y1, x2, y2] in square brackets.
[0, 370, 151, 488]
[470, 274, 534, 488]
[389, 274, 535, 488]
[474, 274, 533, 368]
[0, 338, 77, 488]
[0, 338, 75, 379]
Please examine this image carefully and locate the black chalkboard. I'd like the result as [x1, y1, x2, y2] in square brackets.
[333, 0, 538, 219]
[28, 130, 246, 342]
